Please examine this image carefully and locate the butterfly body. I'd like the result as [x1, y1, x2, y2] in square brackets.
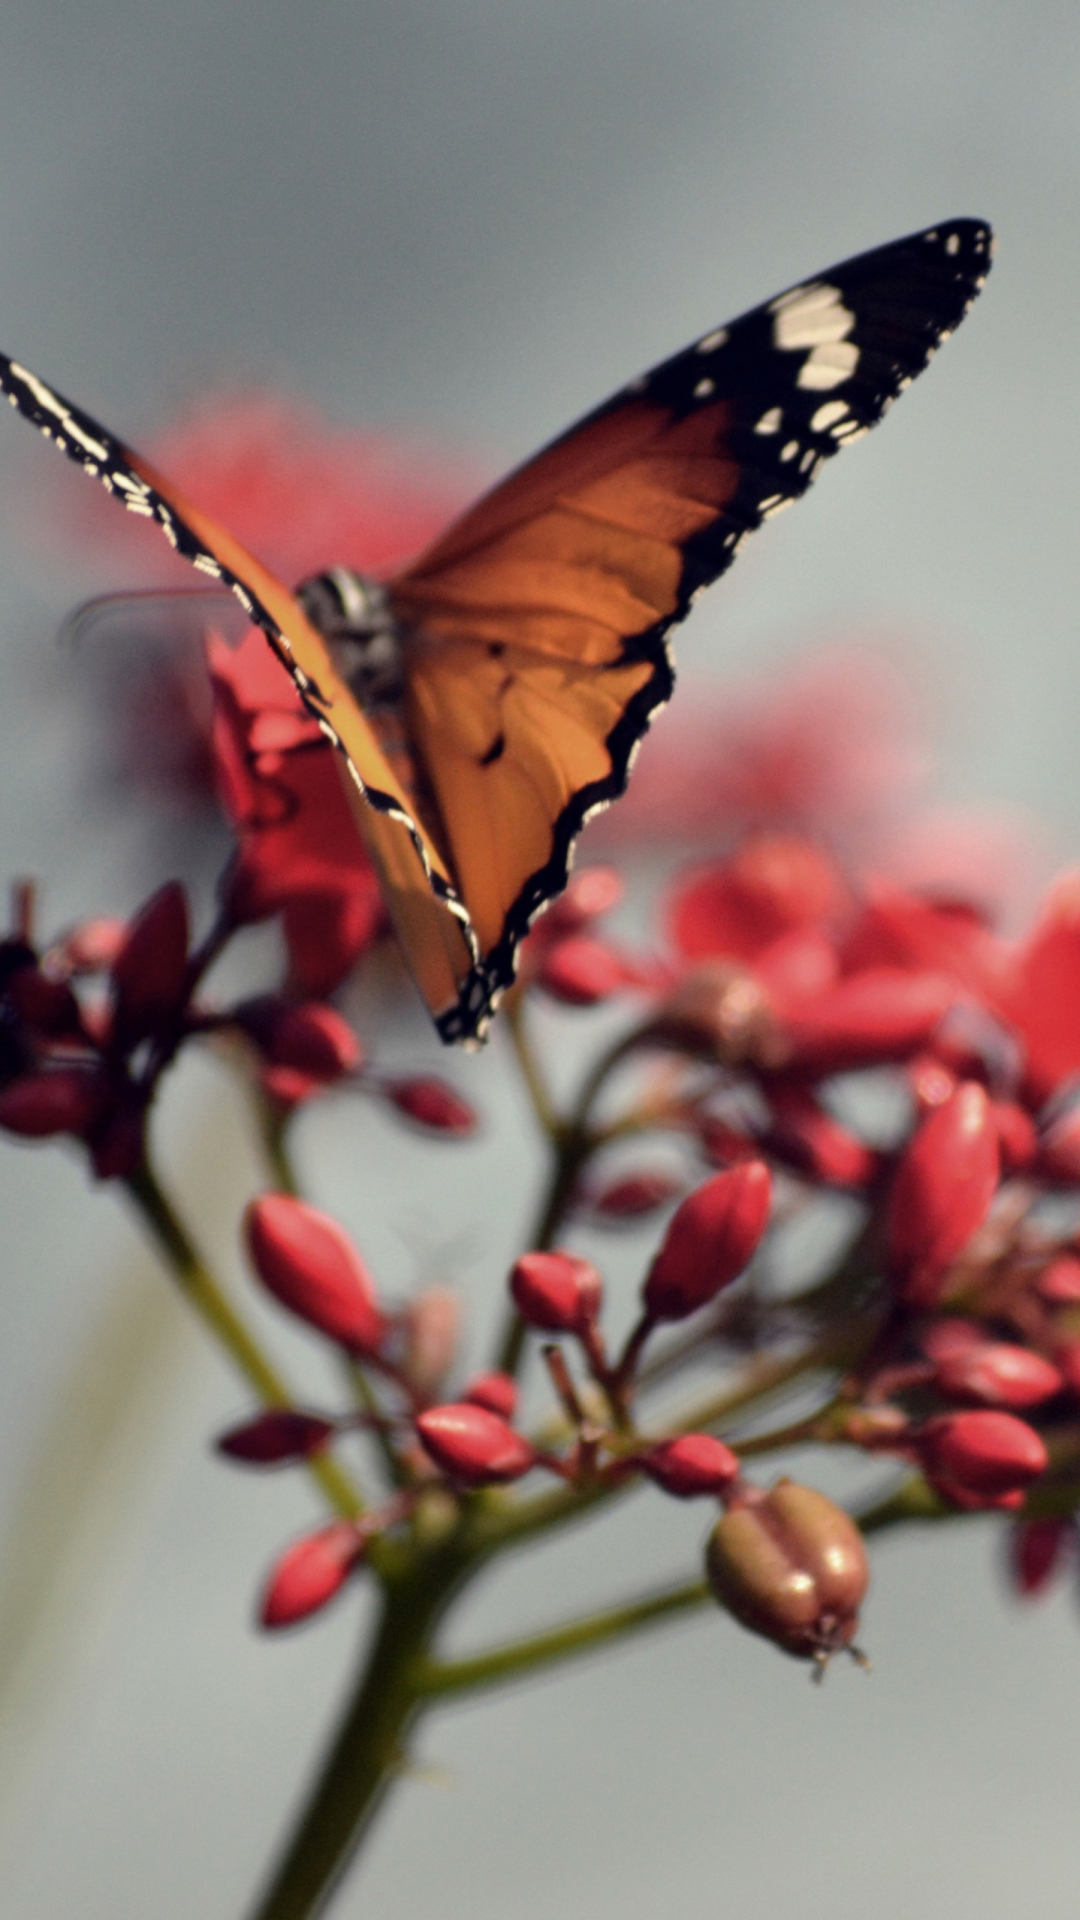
[0, 219, 992, 1042]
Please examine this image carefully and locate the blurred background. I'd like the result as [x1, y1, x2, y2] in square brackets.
[1, 2, 1080, 1916]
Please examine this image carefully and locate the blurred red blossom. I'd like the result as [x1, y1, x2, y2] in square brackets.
[208, 628, 386, 996]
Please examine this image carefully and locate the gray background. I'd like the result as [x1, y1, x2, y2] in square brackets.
[0, 3, 1079, 1916]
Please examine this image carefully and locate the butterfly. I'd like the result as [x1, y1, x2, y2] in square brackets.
[0, 218, 991, 1043]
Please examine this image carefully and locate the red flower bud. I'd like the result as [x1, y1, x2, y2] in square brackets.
[783, 969, 954, 1074]
[1038, 1255, 1080, 1304]
[510, 1251, 603, 1334]
[668, 837, 845, 964]
[236, 998, 361, 1080]
[1052, 1339, 1080, 1396]
[88, 1096, 147, 1181]
[991, 1100, 1038, 1175]
[260, 1521, 366, 1628]
[384, 1076, 478, 1135]
[1008, 1516, 1073, 1597]
[415, 1403, 535, 1485]
[8, 968, 81, 1038]
[886, 1082, 1000, 1308]
[463, 1371, 519, 1420]
[933, 1341, 1063, 1410]
[705, 1481, 869, 1662]
[766, 1083, 877, 1189]
[217, 1409, 336, 1464]
[589, 1170, 684, 1221]
[259, 1065, 323, 1111]
[643, 1161, 771, 1322]
[641, 1434, 740, 1498]
[110, 882, 190, 1046]
[538, 936, 630, 1007]
[0, 1067, 105, 1139]
[918, 1410, 1047, 1507]
[245, 1195, 383, 1352]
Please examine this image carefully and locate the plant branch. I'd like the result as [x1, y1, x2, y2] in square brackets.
[415, 1576, 711, 1698]
[123, 1156, 364, 1521]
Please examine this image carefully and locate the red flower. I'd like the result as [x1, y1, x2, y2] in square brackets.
[208, 630, 386, 997]
[667, 834, 847, 966]
[1006, 872, 1080, 1104]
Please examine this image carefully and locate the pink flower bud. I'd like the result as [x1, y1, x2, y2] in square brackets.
[237, 998, 361, 1080]
[641, 1434, 740, 1498]
[110, 883, 190, 1045]
[908, 1053, 958, 1115]
[1039, 1255, 1080, 1304]
[668, 837, 845, 963]
[918, 1410, 1047, 1507]
[589, 1170, 684, 1221]
[384, 1076, 478, 1135]
[991, 1100, 1038, 1175]
[53, 916, 129, 975]
[245, 1194, 383, 1352]
[401, 1286, 461, 1401]
[538, 936, 629, 1007]
[0, 1067, 105, 1139]
[415, 1403, 535, 1485]
[783, 969, 954, 1074]
[933, 1341, 1063, 1410]
[643, 1161, 771, 1322]
[1009, 1516, 1073, 1597]
[510, 1251, 603, 1333]
[463, 1371, 519, 1419]
[766, 1083, 877, 1189]
[260, 1521, 366, 1628]
[217, 1409, 336, 1464]
[919, 1316, 988, 1363]
[259, 1066, 322, 1111]
[886, 1082, 1000, 1309]
[540, 866, 623, 937]
[705, 1481, 869, 1662]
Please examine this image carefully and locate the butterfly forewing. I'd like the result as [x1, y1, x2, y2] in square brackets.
[392, 219, 992, 1029]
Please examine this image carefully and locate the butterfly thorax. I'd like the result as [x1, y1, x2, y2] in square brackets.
[295, 566, 405, 709]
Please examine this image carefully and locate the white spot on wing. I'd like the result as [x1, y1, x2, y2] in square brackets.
[772, 283, 853, 351]
[811, 399, 849, 432]
[693, 377, 715, 399]
[779, 440, 799, 461]
[946, 232, 960, 255]
[754, 406, 782, 434]
[696, 327, 727, 353]
[796, 341, 859, 390]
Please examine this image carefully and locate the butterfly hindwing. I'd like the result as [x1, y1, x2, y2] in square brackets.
[392, 218, 993, 1032]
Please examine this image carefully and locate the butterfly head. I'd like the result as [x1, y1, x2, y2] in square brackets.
[295, 566, 404, 709]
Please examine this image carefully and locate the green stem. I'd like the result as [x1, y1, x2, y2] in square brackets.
[415, 1576, 710, 1698]
[123, 1158, 364, 1521]
[247, 1552, 470, 1920]
[260, 1098, 301, 1196]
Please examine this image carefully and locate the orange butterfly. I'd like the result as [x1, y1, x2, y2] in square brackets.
[0, 218, 991, 1041]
